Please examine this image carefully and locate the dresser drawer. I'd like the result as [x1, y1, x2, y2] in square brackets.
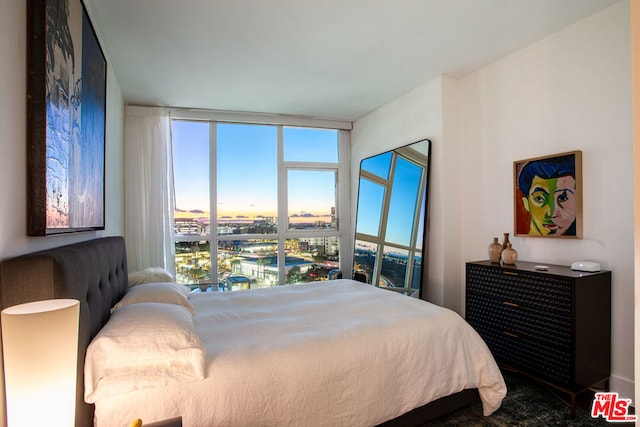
[466, 263, 572, 312]
[472, 321, 572, 386]
[466, 292, 571, 349]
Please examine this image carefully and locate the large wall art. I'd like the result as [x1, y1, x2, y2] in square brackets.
[27, 0, 107, 235]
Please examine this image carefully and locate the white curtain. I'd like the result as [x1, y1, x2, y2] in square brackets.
[124, 106, 175, 274]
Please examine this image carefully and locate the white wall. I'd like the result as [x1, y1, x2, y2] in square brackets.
[351, 77, 449, 303]
[0, 0, 125, 262]
[631, 0, 640, 413]
[353, 0, 634, 402]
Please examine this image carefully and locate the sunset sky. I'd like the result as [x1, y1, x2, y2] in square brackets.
[172, 120, 337, 218]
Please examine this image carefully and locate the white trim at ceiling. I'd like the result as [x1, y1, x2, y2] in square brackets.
[127, 105, 353, 130]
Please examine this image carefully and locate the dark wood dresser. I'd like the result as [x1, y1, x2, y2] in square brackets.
[465, 260, 611, 414]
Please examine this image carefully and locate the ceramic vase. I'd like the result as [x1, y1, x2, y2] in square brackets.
[502, 233, 510, 251]
[488, 237, 502, 263]
[501, 243, 518, 264]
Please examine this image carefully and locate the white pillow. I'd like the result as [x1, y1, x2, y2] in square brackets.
[112, 282, 195, 313]
[128, 267, 175, 286]
[85, 303, 206, 403]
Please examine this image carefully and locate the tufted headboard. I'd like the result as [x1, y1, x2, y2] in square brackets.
[0, 236, 129, 427]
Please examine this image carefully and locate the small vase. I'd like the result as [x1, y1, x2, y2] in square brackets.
[488, 237, 502, 263]
[501, 233, 510, 252]
[501, 243, 518, 264]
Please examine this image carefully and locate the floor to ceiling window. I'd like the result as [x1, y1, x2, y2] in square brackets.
[171, 114, 349, 291]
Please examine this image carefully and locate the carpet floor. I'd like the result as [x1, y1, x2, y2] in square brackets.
[426, 371, 635, 426]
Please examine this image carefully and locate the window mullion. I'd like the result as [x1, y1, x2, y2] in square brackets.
[337, 129, 351, 279]
[283, 161, 338, 169]
[210, 121, 217, 285]
[277, 125, 287, 285]
[372, 153, 396, 287]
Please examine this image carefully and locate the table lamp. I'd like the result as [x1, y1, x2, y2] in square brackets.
[1, 299, 80, 427]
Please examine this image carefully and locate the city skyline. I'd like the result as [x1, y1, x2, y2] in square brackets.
[173, 207, 336, 221]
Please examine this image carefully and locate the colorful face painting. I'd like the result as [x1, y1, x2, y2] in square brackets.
[514, 152, 582, 238]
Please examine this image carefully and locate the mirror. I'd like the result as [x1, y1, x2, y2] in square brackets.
[353, 139, 431, 298]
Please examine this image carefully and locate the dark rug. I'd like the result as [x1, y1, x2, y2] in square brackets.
[426, 371, 635, 426]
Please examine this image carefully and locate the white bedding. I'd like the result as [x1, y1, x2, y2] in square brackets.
[91, 279, 506, 426]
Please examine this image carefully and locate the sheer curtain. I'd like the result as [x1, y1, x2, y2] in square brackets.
[124, 106, 175, 274]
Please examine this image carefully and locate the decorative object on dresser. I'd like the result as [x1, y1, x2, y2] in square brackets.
[465, 260, 611, 416]
[487, 237, 502, 263]
[501, 233, 510, 251]
[500, 243, 518, 264]
[571, 261, 602, 272]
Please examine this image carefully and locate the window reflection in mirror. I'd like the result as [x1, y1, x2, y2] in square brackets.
[353, 140, 431, 298]
[355, 179, 385, 236]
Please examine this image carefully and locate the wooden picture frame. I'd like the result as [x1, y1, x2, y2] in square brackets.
[27, 0, 107, 235]
[513, 151, 582, 238]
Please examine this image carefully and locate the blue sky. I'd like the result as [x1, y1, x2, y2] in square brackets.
[172, 120, 210, 212]
[356, 150, 424, 248]
[386, 157, 422, 246]
[172, 121, 338, 218]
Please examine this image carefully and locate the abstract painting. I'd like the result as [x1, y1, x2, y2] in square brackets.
[27, 0, 107, 235]
[513, 151, 582, 238]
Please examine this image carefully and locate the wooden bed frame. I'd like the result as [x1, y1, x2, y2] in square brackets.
[0, 237, 478, 427]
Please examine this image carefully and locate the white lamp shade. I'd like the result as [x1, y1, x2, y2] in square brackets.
[2, 299, 80, 427]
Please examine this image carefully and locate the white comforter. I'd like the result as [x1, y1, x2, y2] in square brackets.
[93, 280, 506, 426]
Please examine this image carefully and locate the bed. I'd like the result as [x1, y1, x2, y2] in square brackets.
[0, 237, 506, 426]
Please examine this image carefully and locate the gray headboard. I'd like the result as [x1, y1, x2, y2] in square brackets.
[0, 236, 129, 427]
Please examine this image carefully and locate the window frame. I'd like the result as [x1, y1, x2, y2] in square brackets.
[170, 109, 351, 288]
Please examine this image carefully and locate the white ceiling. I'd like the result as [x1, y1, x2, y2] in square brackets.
[85, 0, 621, 122]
